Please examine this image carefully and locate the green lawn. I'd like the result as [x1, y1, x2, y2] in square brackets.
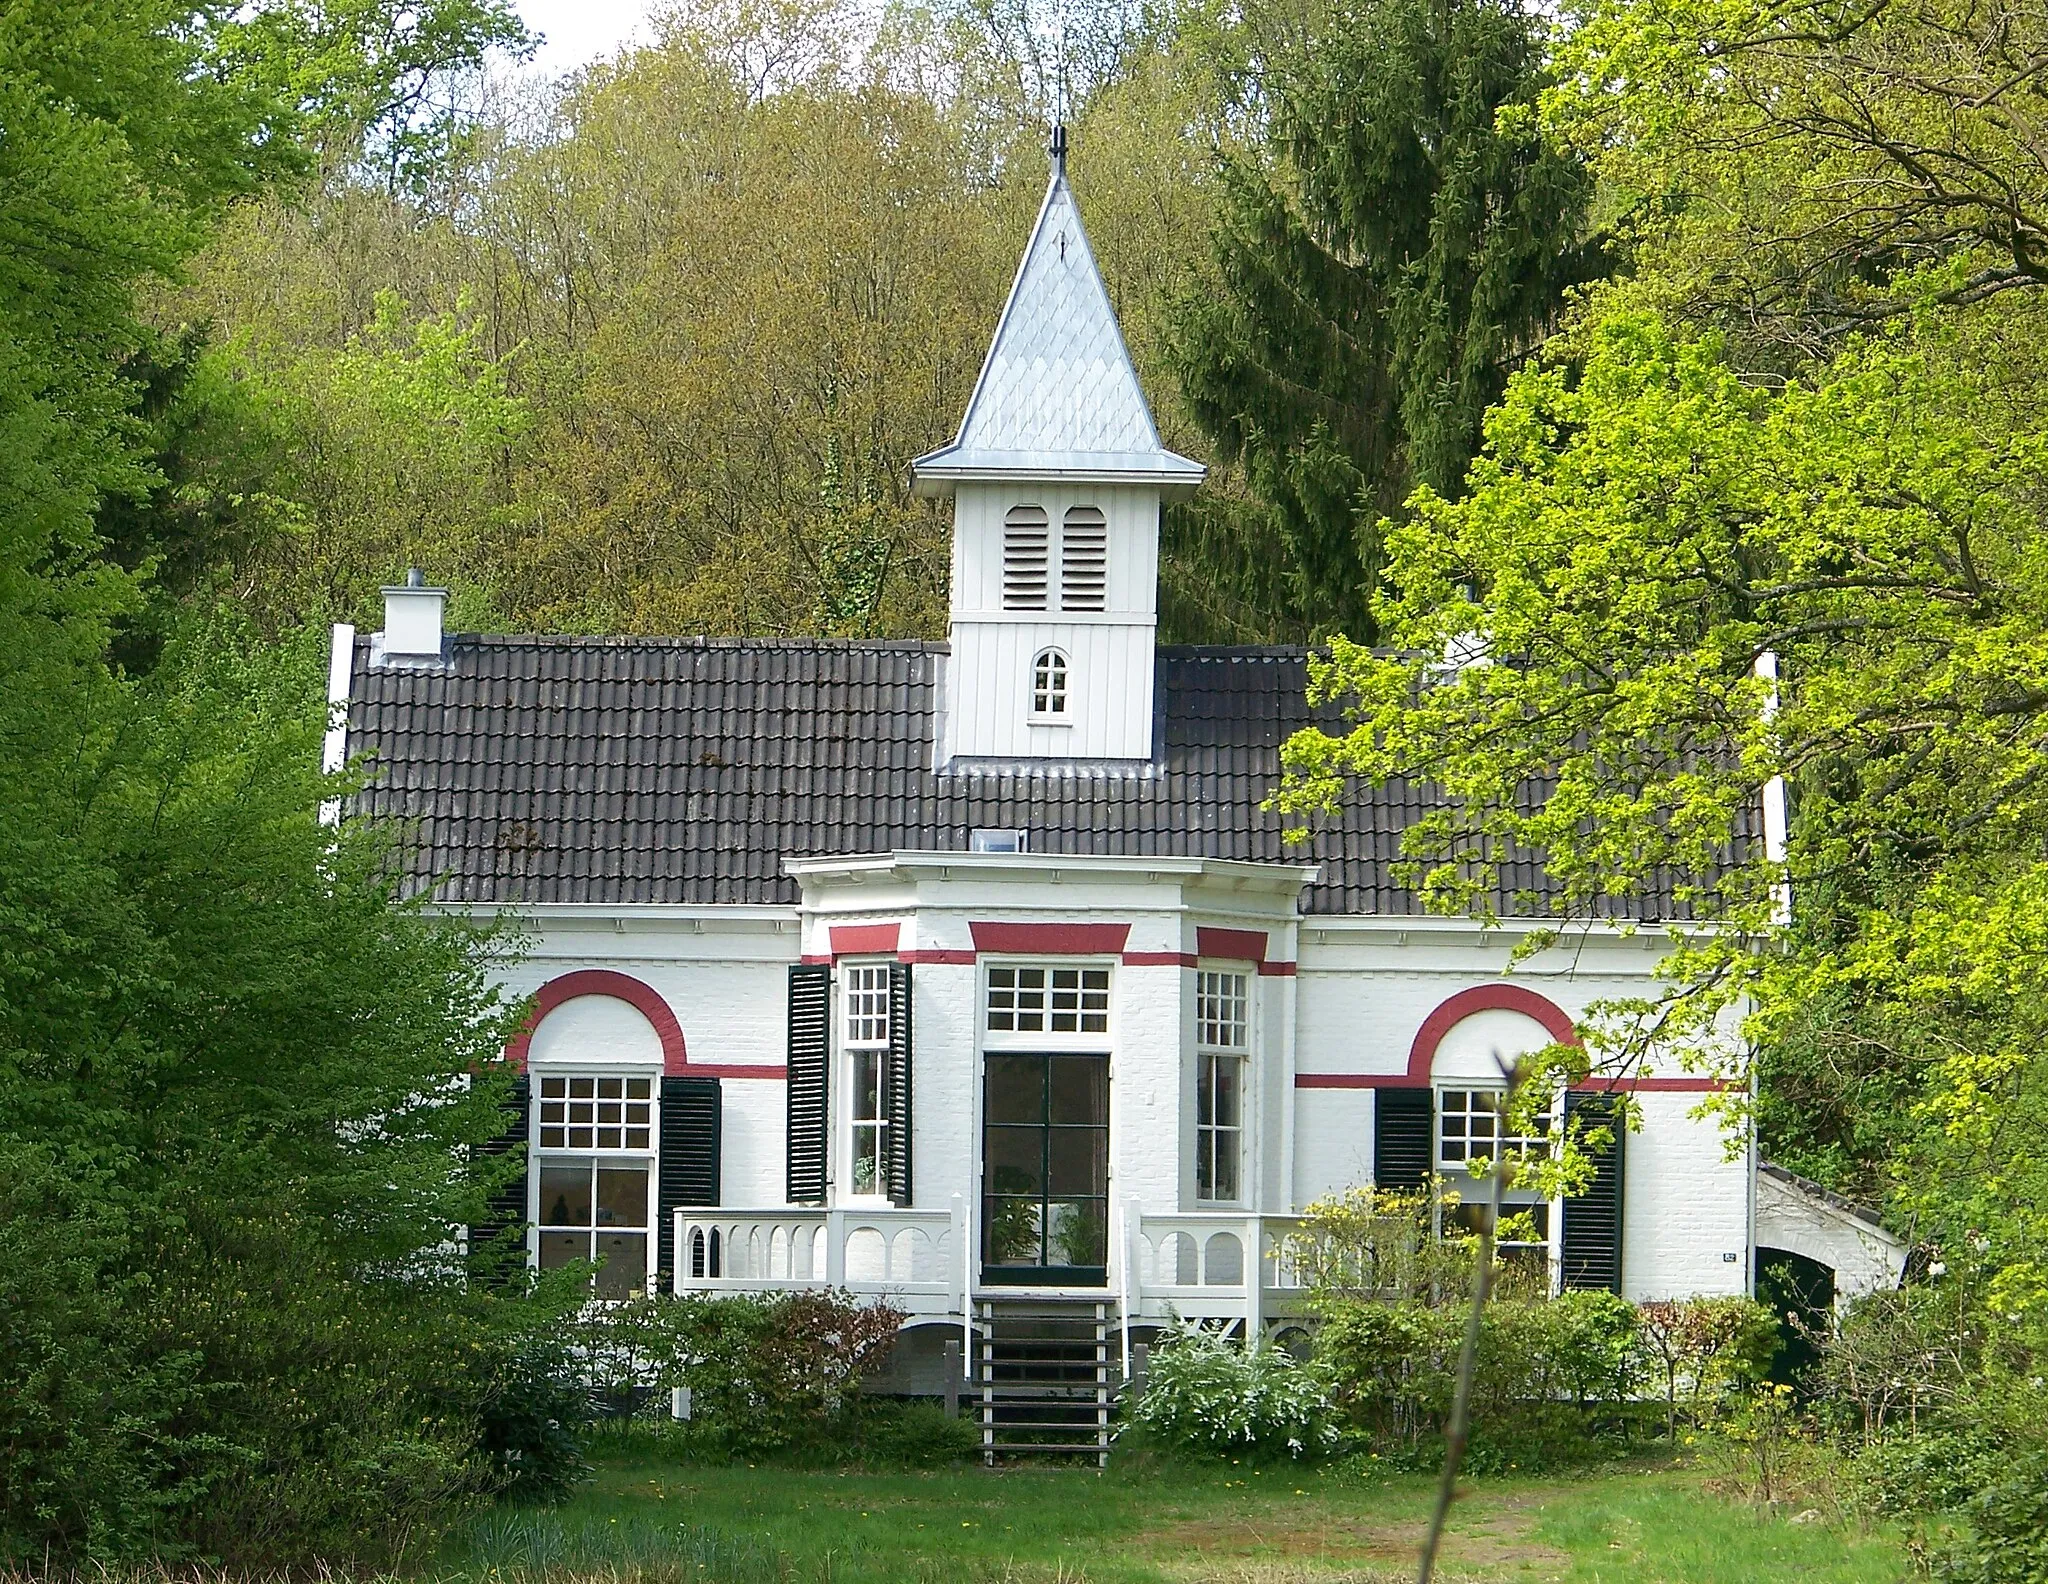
[445, 1446, 1912, 1583]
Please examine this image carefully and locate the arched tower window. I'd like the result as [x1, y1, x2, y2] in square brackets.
[1060, 506, 1107, 610]
[1003, 506, 1049, 610]
[1031, 648, 1069, 717]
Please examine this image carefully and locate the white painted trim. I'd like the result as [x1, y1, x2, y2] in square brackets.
[318, 622, 354, 827]
[1298, 915, 1692, 946]
[429, 902, 802, 925]
[786, 851, 1322, 890]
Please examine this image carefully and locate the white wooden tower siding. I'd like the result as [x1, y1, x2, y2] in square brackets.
[326, 134, 1861, 1449]
[914, 157, 1203, 764]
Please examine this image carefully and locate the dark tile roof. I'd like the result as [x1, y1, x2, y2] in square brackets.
[344, 635, 1715, 916]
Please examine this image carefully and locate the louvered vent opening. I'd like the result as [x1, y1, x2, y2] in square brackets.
[1060, 508, 1107, 611]
[1003, 507, 1050, 610]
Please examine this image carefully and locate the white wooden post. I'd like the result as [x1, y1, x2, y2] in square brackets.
[951, 1192, 971, 1364]
[1244, 1214, 1263, 1342]
[826, 1209, 846, 1286]
[1122, 1195, 1143, 1377]
[672, 1209, 685, 1295]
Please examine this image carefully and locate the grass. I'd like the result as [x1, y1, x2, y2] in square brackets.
[438, 1441, 1914, 1584]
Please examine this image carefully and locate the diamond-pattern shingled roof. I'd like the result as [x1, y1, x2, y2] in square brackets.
[912, 168, 1205, 487]
[345, 635, 1725, 917]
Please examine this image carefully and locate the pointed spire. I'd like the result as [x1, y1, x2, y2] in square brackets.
[911, 156, 1206, 499]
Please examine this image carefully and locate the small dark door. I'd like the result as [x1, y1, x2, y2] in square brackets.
[982, 1052, 1109, 1285]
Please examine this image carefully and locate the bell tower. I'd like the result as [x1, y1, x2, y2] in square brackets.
[912, 133, 1204, 764]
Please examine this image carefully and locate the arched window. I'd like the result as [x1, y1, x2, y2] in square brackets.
[1003, 506, 1049, 610]
[1031, 648, 1069, 717]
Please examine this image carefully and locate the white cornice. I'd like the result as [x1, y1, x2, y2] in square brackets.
[427, 901, 801, 928]
[785, 850, 1321, 894]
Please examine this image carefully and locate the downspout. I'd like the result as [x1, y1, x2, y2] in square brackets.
[319, 622, 355, 826]
[1755, 651, 1791, 926]
[1279, 917, 1300, 1210]
[1751, 651, 1789, 1294]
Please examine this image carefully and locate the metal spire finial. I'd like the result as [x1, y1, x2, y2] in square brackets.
[1050, 122, 1068, 172]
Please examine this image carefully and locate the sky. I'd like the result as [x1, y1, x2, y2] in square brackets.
[516, 0, 657, 76]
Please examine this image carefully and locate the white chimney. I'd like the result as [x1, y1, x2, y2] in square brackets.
[378, 568, 448, 663]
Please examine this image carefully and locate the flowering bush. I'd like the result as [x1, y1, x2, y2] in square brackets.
[1126, 1326, 1342, 1459]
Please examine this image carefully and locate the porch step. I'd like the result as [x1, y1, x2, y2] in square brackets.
[975, 1299, 1116, 1467]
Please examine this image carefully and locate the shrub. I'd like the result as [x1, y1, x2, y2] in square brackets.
[1126, 1326, 1341, 1459]
[845, 1398, 982, 1467]
[474, 1334, 594, 1504]
[573, 1291, 904, 1455]
[1635, 1295, 1779, 1436]
[1938, 1454, 2048, 1584]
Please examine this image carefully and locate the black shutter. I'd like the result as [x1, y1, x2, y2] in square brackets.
[1373, 1087, 1434, 1191]
[469, 1071, 529, 1285]
[885, 962, 913, 1206]
[657, 1076, 721, 1292]
[1561, 1091, 1627, 1293]
[786, 963, 830, 1204]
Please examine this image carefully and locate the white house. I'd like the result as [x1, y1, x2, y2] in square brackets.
[327, 144, 1898, 1448]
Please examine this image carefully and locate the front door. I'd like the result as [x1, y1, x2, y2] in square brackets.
[982, 1051, 1109, 1285]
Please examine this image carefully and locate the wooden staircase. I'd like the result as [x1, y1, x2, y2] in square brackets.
[974, 1299, 1114, 1466]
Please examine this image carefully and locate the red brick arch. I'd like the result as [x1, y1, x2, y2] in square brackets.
[1404, 983, 1579, 1085]
[504, 969, 689, 1075]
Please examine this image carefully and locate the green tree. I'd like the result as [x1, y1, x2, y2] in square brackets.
[0, 619, 529, 1559]
[1167, 0, 1603, 638]
[1548, 0, 2048, 361]
[0, 0, 555, 1558]
[1274, 301, 2048, 1328]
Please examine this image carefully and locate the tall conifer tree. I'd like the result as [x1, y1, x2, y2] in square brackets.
[1169, 0, 1604, 638]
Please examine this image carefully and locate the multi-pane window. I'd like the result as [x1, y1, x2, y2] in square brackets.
[534, 1071, 656, 1299]
[1003, 506, 1050, 609]
[987, 965, 1109, 1034]
[844, 964, 891, 1195]
[1031, 648, 1069, 716]
[1059, 507, 1107, 611]
[1439, 1087, 1552, 1261]
[538, 1073, 652, 1148]
[1197, 970, 1248, 1050]
[1438, 1088, 1550, 1170]
[1196, 971, 1248, 1202]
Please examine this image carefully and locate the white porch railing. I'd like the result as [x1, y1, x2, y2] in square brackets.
[1127, 1209, 1312, 1335]
[674, 1199, 967, 1320]
[672, 1201, 1312, 1336]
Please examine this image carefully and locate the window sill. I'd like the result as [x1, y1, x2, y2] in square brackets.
[1027, 714, 1073, 727]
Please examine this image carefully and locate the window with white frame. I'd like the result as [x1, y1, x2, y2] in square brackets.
[534, 1073, 655, 1298]
[1438, 1086, 1553, 1256]
[1438, 1087, 1550, 1171]
[986, 964, 1109, 1034]
[1196, 970, 1248, 1202]
[843, 963, 891, 1195]
[1031, 648, 1069, 718]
